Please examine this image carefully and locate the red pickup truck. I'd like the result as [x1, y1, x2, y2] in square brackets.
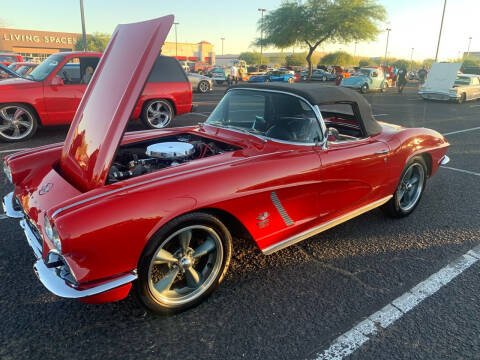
[0, 52, 193, 142]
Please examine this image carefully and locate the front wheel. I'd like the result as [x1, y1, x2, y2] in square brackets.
[135, 212, 232, 314]
[141, 99, 174, 129]
[0, 103, 38, 142]
[458, 93, 466, 104]
[382, 157, 427, 218]
[360, 83, 369, 94]
[198, 80, 210, 93]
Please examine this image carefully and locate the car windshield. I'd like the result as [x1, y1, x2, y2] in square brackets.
[206, 89, 323, 144]
[454, 76, 471, 86]
[27, 54, 64, 81]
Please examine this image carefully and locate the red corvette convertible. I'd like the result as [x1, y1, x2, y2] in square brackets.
[2, 16, 450, 314]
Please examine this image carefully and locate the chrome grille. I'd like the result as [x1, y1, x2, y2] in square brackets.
[271, 191, 294, 226]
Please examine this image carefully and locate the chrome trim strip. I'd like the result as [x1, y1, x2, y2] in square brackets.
[2, 192, 23, 218]
[270, 191, 294, 226]
[33, 259, 137, 299]
[5, 143, 61, 160]
[440, 155, 450, 165]
[52, 151, 291, 218]
[262, 195, 393, 255]
[20, 219, 42, 259]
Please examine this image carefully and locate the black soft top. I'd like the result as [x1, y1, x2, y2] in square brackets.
[229, 83, 382, 136]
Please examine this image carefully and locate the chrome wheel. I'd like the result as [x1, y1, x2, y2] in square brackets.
[396, 163, 425, 212]
[0, 105, 35, 141]
[145, 100, 173, 128]
[198, 81, 210, 93]
[147, 225, 223, 306]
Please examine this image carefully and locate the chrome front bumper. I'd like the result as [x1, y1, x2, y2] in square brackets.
[3, 191, 137, 299]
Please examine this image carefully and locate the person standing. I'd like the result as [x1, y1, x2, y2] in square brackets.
[397, 67, 408, 93]
[229, 63, 238, 85]
[418, 67, 427, 87]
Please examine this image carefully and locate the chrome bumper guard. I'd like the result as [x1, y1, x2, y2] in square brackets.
[440, 155, 450, 165]
[3, 191, 138, 299]
[2, 191, 23, 218]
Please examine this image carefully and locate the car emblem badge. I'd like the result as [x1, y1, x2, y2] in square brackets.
[256, 212, 270, 228]
[39, 183, 53, 195]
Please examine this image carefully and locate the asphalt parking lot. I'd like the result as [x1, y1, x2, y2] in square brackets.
[1, 82, 479, 360]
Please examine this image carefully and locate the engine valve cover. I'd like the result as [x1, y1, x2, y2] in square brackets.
[145, 142, 195, 160]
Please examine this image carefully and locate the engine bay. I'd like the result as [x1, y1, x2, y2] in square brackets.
[108, 133, 240, 183]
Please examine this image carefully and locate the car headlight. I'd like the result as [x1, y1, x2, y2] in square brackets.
[44, 216, 62, 252]
[3, 161, 12, 183]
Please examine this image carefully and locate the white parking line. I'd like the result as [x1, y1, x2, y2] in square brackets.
[373, 114, 389, 117]
[0, 148, 30, 154]
[470, 104, 480, 108]
[441, 166, 480, 177]
[314, 244, 480, 360]
[442, 126, 480, 136]
[189, 112, 209, 118]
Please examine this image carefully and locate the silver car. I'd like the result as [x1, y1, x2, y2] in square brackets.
[187, 73, 213, 93]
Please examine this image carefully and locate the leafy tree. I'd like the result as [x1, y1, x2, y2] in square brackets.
[422, 58, 435, 68]
[320, 51, 354, 66]
[268, 53, 286, 66]
[74, 32, 110, 52]
[238, 52, 263, 65]
[392, 59, 410, 70]
[257, 0, 386, 80]
[461, 56, 480, 69]
[358, 58, 376, 66]
[286, 52, 308, 66]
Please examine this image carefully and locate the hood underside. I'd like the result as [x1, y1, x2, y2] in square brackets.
[59, 16, 174, 192]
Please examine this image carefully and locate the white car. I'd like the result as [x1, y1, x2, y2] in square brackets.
[210, 68, 230, 84]
[419, 62, 480, 103]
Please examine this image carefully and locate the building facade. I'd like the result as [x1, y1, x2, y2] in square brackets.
[0, 27, 215, 64]
[0, 28, 81, 62]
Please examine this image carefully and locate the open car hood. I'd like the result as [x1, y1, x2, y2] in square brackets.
[421, 62, 462, 92]
[59, 16, 174, 191]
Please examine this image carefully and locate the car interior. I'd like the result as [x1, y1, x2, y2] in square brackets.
[318, 103, 366, 142]
[57, 57, 100, 85]
[213, 90, 323, 144]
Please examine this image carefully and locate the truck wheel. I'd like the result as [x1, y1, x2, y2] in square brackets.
[360, 83, 369, 94]
[141, 99, 174, 129]
[0, 103, 38, 142]
[458, 93, 466, 104]
[135, 212, 232, 314]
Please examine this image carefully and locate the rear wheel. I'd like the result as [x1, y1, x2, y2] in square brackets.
[0, 103, 38, 142]
[141, 99, 174, 129]
[382, 157, 427, 218]
[135, 212, 232, 314]
[322, 76, 327, 82]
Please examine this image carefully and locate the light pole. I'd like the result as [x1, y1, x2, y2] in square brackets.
[173, 22, 179, 58]
[353, 41, 358, 63]
[384, 28, 391, 66]
[435, 0, 447, 62]
[410, 47, 414, 71]
[221, 37, 225, 56]
[79, 0, 87, 51]
[258, 8, 267, 65]
[466, 36, 472, 57]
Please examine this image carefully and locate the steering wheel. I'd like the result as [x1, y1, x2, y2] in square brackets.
[62, 70, 72, 83]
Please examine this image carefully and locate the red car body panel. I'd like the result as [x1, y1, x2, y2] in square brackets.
[3, 18, 449, 305]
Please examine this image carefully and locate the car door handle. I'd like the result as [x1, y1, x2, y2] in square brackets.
[375, 149, 389, 154]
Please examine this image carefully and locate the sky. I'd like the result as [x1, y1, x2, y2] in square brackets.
[0, 0, 478, 61]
